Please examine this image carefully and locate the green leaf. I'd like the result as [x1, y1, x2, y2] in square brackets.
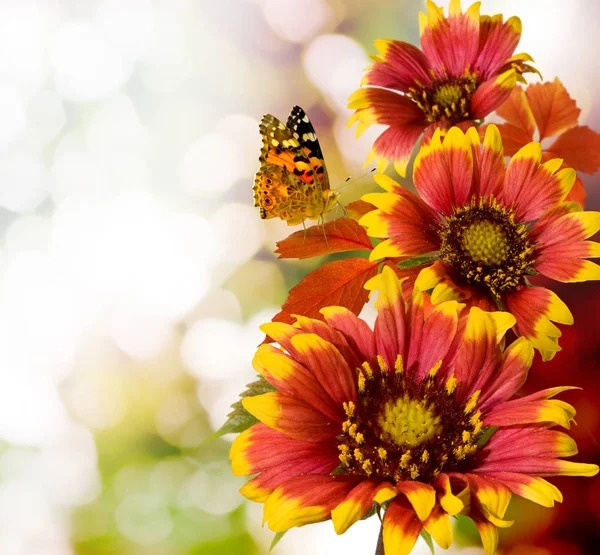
[396, 255, 438, 269]
[210, 375, 276, 439]
[270, 531, 287, 551]
[477, 426, 499, 448]
[420, 529, 435, 555]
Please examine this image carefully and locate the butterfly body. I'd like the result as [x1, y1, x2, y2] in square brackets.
[254, 106, 339, 226]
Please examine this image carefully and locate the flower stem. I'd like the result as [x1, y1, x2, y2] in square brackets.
[375, 523, 384, 555]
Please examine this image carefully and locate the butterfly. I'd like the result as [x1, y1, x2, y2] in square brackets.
[253, 106, 339, 226]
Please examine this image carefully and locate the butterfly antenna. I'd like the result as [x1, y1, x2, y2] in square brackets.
[336, 168, 376, 192]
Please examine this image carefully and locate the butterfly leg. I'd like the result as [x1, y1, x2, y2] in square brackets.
[302, 220, 307, 244]
[334, 200, 347, 227]
[319, 214, 330, 251]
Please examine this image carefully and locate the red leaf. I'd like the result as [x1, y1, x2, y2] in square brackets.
[525, 78, 580, 140]
[270, 258, 380, 328]
[345, 199, 376, 222]
[546, 125, 600, 175]
[494, 85, 536, 139]
[492, 123, 533, 157]
[275, 218, 373, 259]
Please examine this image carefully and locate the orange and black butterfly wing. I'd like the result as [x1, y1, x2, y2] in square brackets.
[253, 113, 324, 225]
[286, 105, 330, 191]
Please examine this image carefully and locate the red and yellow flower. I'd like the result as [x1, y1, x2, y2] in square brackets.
[360, 125, 600, 360]
[491, 78, 600, 207]
[230, 267, 597, 555]
[348, 0, 538, 177]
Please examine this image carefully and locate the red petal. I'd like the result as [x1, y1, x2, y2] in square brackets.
[414, 301, 462, 383]
[350, 88, 424, 126]
[371, 124, 426, 177]
[566, 173, 587, 207]
[475, 15, 522, 78]
[320, 306, 377, 363]
[263, 475, 361, 532]
[503, 287, 572, 356]
[368, 266, 408, 368]
[365, 40, 433, 92]
[413, 127, 474, 216]
[420, 1, 480, 77]
[290, 333, 357, 406]
[503, 143, 575, 221]
[382, 497, 422, 555]
[293, 315, 362, 370]
[331, 479, 395, 534]
[471, 70, 517, 119]
[478, 337, 533, 411]
[472, 124, 506, 198]
[453, 307, 504, 402]
[243, 392, 339, 442]
[478, 427, 577, 465]
[253, 345, 343, 422]
[232, 424, 339, 501]
[361, 189, 441, 259]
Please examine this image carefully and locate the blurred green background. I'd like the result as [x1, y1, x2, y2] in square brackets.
[0, 1, 597, 554]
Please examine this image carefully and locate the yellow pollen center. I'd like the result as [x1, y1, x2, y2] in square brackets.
[378, 395, 441, 447]
[460, 220, 509, 266]
[438, 197, 536, 301]
[433, 84, 463, 107]
[408, 72, 478, 124]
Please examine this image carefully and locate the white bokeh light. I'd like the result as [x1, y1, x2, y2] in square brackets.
[111, 309, 173, 360]
[0, 88, 28, 148]
[303, 34, 370, 112]
[86, 94, 148, 155]
[211, 203, 266, 270]
[179, 133, 245, 197]
[115, 492, 173, 545]
[334, 114, 387, 169]
[259, 0, 335, 44]
[188, 308, 280, 431]
[51, 21, 132, 102]
[27, 89, 66, 145]
[95, 0, 156, 62]
[0, 3, 58, 94]
[0, 153, 50, 212]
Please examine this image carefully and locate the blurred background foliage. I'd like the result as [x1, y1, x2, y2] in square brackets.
[0, 1, 597, 554]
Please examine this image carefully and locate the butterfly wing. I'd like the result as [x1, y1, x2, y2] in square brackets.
[253, 113, 326, 225]
[286, 105, 331, 191]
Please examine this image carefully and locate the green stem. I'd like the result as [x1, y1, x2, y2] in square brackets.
[375, 523, 384, 555]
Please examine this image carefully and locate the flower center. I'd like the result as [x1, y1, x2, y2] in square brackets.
[338, 355, 483, 483]
[378, 395, 441, 447]
[408, 72, 479, 124]
[438, 197, 536, 302]
[460, 220, 509, 266]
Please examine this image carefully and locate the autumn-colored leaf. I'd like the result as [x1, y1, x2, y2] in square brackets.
[486, 123, 532, 157]
[495, 85, 536, 138]
[526, 78, 580, 140]
[345, 199, 376, 222]
[275, 218, 373, 259]
[546, 125, 600, 175]
[269, 258, 380, 328]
